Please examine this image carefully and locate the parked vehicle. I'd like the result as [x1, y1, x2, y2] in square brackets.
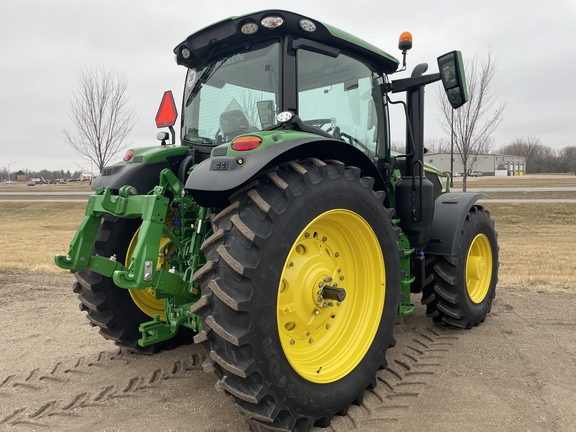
[55, 11, 498, 431]
[470, 170, 483, 177]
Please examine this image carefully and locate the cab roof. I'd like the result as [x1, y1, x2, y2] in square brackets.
[174, 10, 399, 74]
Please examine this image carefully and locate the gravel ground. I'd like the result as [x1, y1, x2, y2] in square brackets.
[1, 270, 575, 431]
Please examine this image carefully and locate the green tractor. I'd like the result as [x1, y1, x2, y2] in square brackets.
[56, 10, 498, 431]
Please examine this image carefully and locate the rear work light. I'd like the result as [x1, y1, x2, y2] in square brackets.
[261, 16, 284, 29]
[241, 21, 259, 34]
[231, 136, 262, 151]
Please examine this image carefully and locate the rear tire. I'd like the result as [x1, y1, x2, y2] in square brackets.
[422, 205, 498, 329]
[74, 214, 193, 353]
[193, 159, 401, 431]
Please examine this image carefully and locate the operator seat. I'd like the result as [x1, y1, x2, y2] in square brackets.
[219, 110, 251, 142]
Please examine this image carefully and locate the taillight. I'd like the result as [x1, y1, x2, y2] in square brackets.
[124, 150, 135, 162]
[231, 136, 262, 151]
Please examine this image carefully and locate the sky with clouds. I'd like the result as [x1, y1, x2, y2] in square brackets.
[1, 0, 575, 173]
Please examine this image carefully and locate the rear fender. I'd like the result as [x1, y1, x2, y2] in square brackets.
[93, 146, 192, 194]
[424, 193, 488, 256]
[185, 136, 384, 207]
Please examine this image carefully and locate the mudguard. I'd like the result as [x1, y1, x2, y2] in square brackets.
[92, 146, 195, 194]
[92, 160, 173, 195]
[185, 136, 384, 207]
[424, 193, 488, 256]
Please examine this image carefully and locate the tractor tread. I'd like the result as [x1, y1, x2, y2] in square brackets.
[195, 159, 401, 432]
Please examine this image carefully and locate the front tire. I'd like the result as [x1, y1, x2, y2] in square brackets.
[73, 215, 193, 353]
[193, 159, 401, 431]
[422, 205, 498, 328]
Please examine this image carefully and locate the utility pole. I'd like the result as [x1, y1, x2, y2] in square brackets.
[7, 161, 16, 186]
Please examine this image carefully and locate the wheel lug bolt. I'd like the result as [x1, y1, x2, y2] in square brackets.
[309, 338, 314, 344]
[337, 302, 341, 306]
[314, 309, 319, 315]
[335, 252, 339, 257]
[340, 276, 344, 281]
[290, 339, 295, 345]
[317, 296, 323, 302]
[306, 331, 310, 336]
[289, 262, 293, 267]
[322, 302, 328, 308]
[317, 290, 324, 295]
[318, 282, 324, 287]
[329, 302, 334, 307]
[326, 324, 330, 329]
[332, 282, 338, 288]
[305, 232, 310, 238]
[322, 236, 327, 242]
[324, 276, 332, 283]
[337, 268, 341, 273]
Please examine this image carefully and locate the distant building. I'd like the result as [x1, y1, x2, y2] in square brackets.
[425, 153, 526, 176]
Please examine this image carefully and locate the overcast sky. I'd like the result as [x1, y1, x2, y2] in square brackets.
[1, 0, 575, 173]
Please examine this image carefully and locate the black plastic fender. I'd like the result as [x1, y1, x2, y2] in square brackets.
[424, 193, 489, 256]
[91, 159, 174, 195]
[185, 137, 384, 207]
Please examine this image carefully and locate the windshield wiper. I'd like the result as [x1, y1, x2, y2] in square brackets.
[185, 60, 224, 107]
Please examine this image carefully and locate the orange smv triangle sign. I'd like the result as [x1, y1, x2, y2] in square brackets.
[155, 90, 178, 128]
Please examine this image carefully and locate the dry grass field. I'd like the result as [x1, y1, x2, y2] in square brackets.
[1, 173, 575, 287]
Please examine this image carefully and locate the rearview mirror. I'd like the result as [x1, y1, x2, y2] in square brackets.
[437, 51, 468, 109]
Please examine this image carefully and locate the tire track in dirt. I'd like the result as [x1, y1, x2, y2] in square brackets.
[323, 319, 459, 431]
[0, 347, 205, 429]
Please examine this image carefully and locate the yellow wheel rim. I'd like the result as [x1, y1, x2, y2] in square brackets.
[277, 209, 385, 384]
[466, 234, 493, 304]
[125, 224, 174, 320]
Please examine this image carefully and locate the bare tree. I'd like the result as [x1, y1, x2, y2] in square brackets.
[425, 137, 450, 154]
[437, 50, 507, 191]
[390, 140, 405, 153]
[559, 146, 576, 173]
[64, 68, 137, 172]
[498, 136, 549, 173]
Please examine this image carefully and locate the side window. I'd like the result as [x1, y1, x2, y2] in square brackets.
[297, 49, 381, 156]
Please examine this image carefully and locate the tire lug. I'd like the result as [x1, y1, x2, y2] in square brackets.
[326, 324, 330, 329]
[322, 236, 327, 242]
[318, 282, 324, 288]
[322, 302, 328, 308]
[309, 338, 314, 344]
[340, 275, 344, 281]
[306, 331, 310, 336]
[317, 290, 323, 295]
[305, 232, 310, 238]
[337, 302, 341, 306]
[289, 262, 294, 267]
[324, 276, 332, 283]
[335, 252, 339, 257]
[337, 268, 341, 273]
[317, 295, 323, 302]
[332, 282, 338, 288]
[290, 339, 295, 345]
[328, 302, 334, 307]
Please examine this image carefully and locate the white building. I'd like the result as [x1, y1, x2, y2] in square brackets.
[425, 153, 526, 176]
